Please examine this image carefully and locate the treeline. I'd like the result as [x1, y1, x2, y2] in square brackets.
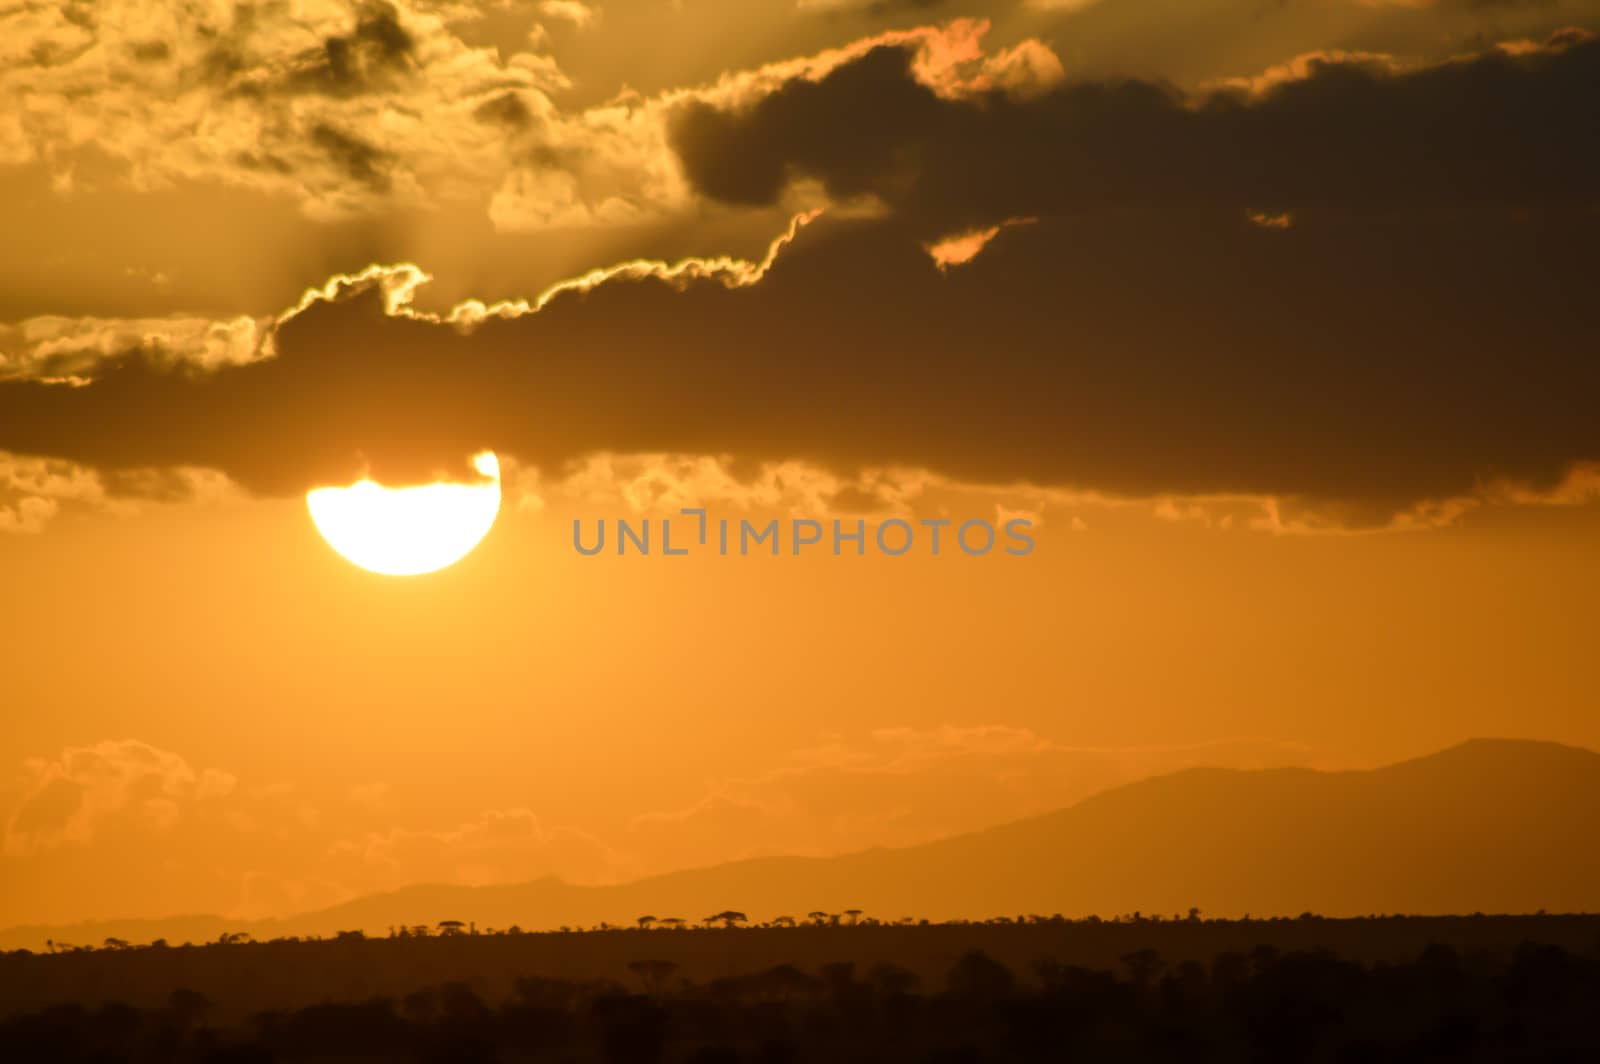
[10, 912, 1600, 1017]
[5, 939, 1600, 1062]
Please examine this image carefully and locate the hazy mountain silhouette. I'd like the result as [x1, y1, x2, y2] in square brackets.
[7, 739, 1596, 950]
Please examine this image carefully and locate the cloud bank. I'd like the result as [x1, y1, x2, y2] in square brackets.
[0, 28, 1596, 529]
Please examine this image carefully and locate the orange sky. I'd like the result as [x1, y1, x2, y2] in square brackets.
[4, 481, 1598, 925]
[2, 0, 1599, 930]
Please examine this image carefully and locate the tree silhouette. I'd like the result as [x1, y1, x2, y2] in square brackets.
[168, 987, 213, 1030]
[868, 963, 920, 997]
[947, 951, 1015, 999]
[5, 923, 1600, 1060]
[627, 959, 679, 994]
[819, 961, 858, 1001]
[637, 915, 657, 930]
[593, 992, 666, 1063]
[1121, 948, 1165, 988]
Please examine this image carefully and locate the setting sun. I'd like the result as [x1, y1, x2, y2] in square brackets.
[305, 452, 501, 576]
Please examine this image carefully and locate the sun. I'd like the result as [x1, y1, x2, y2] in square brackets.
[306, 452, 501, 576]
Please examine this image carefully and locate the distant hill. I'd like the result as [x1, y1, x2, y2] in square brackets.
[6, 739, 1597, 951]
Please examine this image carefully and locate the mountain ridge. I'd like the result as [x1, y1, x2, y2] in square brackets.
[5, 738, 1595, 951]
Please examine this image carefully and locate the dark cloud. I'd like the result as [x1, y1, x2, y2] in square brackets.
[201, 0, 416, 97]
[129, 40, 170, 63]
[857, 0, 955, 15]
[310, 123, 394, 191]
[472, 0, 1600, 111]
[2, 32, 1597, 524]
[291, 0, 415, 96]
[474, 91, 535, 129]
[672, 31, 1600, 233]
[1438, 0, 1558, 8]
[1, 203, 1596, 521]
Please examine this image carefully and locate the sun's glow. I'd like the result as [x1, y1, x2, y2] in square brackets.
[306, 452, 501, 575]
